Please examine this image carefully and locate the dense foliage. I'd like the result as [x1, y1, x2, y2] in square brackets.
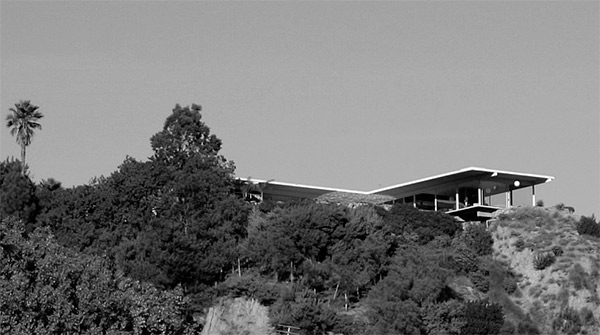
[0, 218, 198, 334]
[0, 159, 38, 224]
[1, 102, 519, 334]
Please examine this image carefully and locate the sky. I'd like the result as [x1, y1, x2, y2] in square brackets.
[1, 1, 598, 216]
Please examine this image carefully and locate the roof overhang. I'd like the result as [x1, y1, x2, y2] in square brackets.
[237, 167, 554, 202]
[368, 167, 554, 199]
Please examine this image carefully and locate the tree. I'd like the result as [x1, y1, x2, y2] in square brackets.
[150, 103, 229, 171]
[0, 158, 38, 225]
[0, 217, 198, 334]
[460, 299, 504, 335]
[33, 103, 243, 312]
[5, 100, 44, 165]
[379, 204, 462, 245]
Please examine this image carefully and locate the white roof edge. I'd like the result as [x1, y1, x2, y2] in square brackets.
[466, 166, 554, 182]
[237, 167, 554, 196]
[235, 177, 369, 194]
[367, 166, 554, 194]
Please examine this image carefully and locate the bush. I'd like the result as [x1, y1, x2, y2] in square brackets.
[460, 224, 493, 256]
[422, 300, 465, 335]
[568, 263, 591, 291]
[499, 321, 515, 335]
[460, 299, 504, 335]
[218, 272, 281, 306]
[502, 275, 518, 295]
[450, 242, 479, 275]
[381, 204, 462, 244]
[514, 238, 525, 252]
[552, 307, 582, 335]
[577, 215, 600, 237]
[275, 302, 340, 335]
[469, 269, 490, 293]
[579, 307, 596, 326]
[551, 245, 563, 257]
[533, 251, 555, 270]
[516, 321, 540, 335]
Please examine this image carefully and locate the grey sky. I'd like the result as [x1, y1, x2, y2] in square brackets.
[1, 1, 598, 215]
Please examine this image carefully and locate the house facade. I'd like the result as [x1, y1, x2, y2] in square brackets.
[236, 167, 554, 222]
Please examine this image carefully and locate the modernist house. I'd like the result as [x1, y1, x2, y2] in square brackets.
[236, 167, 554, 222]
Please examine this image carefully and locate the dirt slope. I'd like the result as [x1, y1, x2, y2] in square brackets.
[490, 207, 600, 334]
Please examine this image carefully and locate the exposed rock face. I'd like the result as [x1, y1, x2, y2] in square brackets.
[201, 297, 274, 335]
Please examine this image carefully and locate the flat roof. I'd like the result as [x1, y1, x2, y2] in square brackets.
[238, 178, 367, 195]
[368, 167, 554, 198]
[238, 166, 554, 200]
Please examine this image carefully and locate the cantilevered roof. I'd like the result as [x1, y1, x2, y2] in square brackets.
[238, 167, 554, 202]
[368, 167, 554, 198]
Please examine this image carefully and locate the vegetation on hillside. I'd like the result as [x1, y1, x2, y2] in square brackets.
[2, 102, 598, 334]
[491, 206, 600, 335]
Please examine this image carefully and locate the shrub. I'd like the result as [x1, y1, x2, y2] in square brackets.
[270, 297, 343, 335]
[533, 251, 555, 270]
[382, 204, 462, 244]
[504, 206, 551, 224]
[460, 299, 504, 335]
[552, 307, 582, 335]
[469, 269, 490, 293]
[528, 285, 543, 298]
[551, 245, 563, 257]
[499, 321, 516, 335]
[502, 275, 518, 295]
[514, 238, 525, 252]
[452, 243, 479, 275]
[218, 272, 281, 306]
[516, 321, 540, 335]
[422, 300, 465, 335]
[576, 215, 600, 237]
[460, 224, 494, 256]
[579, 307, 596, 326]
[535, 199, 544, 207]
[568, 263, 590, 291]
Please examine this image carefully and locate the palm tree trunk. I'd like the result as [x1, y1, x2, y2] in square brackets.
[21, 144, 26, 165]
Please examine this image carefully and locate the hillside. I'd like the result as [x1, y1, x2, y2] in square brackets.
[3, 105, 597, 334]
[490, 206, 600, 335]
[201, 206, 600, 335]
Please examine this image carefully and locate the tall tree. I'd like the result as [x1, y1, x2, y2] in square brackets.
[5, 100, 44, 165]
[0, 158, 38, 225]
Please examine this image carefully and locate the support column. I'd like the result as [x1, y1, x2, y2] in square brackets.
[413, 195, 417, 208]
[478, 188, 483, 206]
[455, 189, 460, 210]
[434, 194, 438, 211]
[506, 191, 512, 208]
[532, 185, 536, 206]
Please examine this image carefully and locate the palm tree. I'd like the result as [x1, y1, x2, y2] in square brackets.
[5, 100, 44, 165]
